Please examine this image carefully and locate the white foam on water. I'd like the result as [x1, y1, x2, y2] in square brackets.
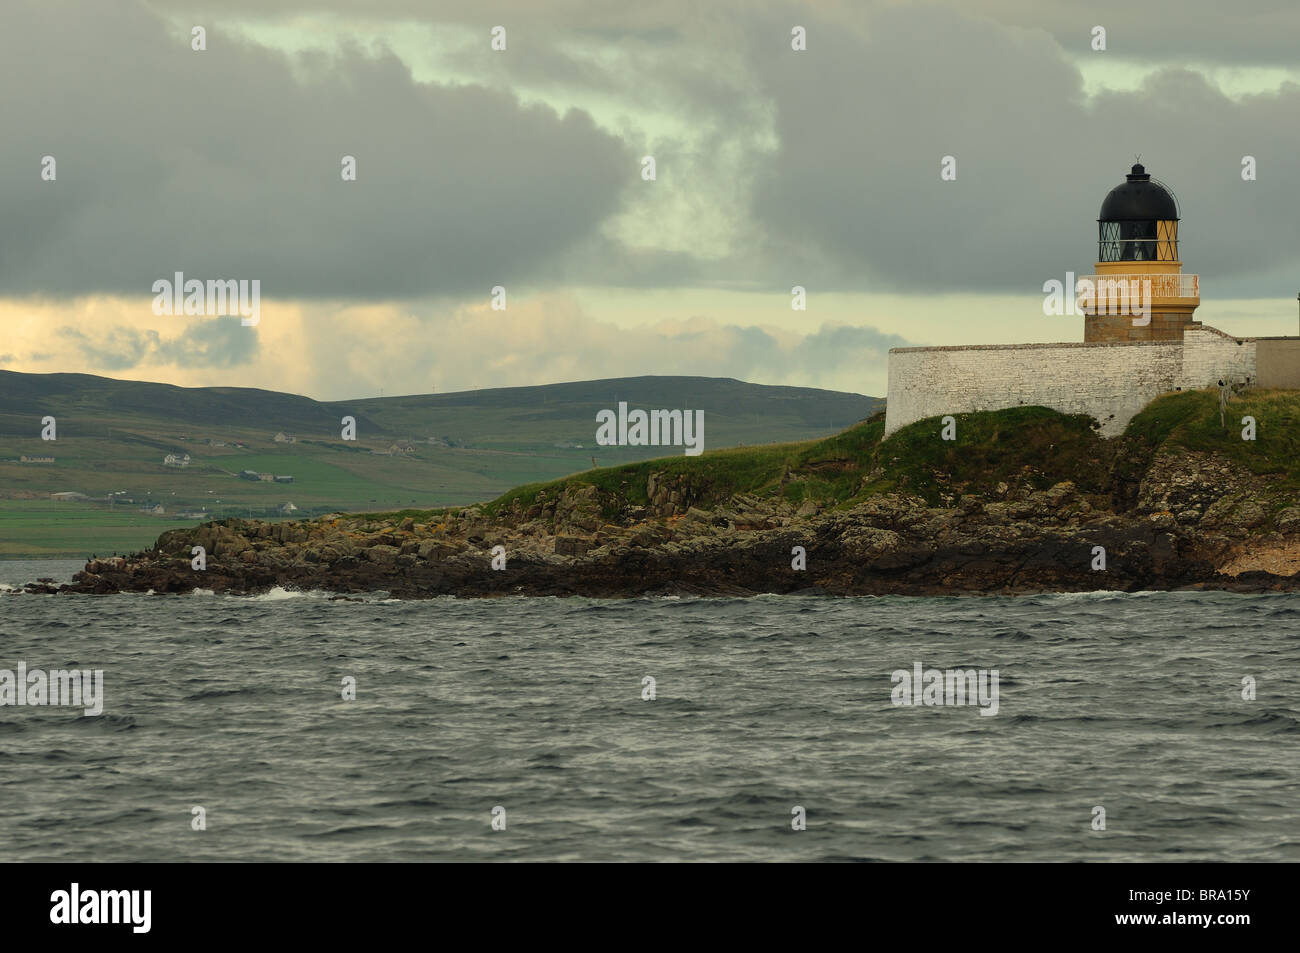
[1039, 590, 1166, 604]
[249, 586, 308, 601]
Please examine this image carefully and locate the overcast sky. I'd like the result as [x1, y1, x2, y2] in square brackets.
[3, 0, 1298, 399]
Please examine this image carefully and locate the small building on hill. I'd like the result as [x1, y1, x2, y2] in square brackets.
[373, 443, 415, 456]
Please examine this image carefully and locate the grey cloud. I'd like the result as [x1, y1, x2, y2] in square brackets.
[951, 0, 1300, 69]
[58, 326, 154, 371]
[4, 0, 1297, 307]
[790, 324, 910, 369]
[714, 323, 910, 381]
[0, 1, 632, 299]
[744, 4, 1300, 297]
[155, 317, 260, 366]
[149, 0, 1300, 69]
[591, 321, 908, 384]
[57, 318, 258, 370]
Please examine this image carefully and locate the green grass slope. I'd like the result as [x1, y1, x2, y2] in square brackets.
[478, 405, 1110, 519]
[462, 388, 1300, 523]
[1125, 389, 1300, 494]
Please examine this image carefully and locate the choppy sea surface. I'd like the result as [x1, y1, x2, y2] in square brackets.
[1, 558, 1297, 862]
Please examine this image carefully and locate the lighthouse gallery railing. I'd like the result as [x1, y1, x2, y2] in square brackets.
[1080, 273, 1199, 305]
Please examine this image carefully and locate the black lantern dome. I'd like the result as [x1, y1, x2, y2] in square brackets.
[1097, 163, 1180, 262]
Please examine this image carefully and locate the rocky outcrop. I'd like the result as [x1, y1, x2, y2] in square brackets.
[42, 450, 1300, 598]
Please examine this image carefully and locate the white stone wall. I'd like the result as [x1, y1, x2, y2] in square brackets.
[884, 327, 1256, 438]
[1181, 327, 1256, 387]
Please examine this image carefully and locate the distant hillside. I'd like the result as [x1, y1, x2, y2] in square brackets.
[0, 370, 880, 556]
[339, 376, 872, 450]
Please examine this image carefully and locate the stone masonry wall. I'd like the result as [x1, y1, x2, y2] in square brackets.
[1182, 325, 1256, 386]
[1084, 312, 1200, 343]
[884, 327, 1256, 438]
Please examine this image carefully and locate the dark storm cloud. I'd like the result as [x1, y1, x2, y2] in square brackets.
[4, 0, 1297, 304]
[743, 4, 1300, 297]
[0, 0, 632, 299]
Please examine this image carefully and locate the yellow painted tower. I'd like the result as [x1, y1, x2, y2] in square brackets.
[1084, 163, 1201, 342]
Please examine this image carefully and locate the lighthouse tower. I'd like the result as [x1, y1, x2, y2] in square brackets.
[1084, 163, 1201, 342]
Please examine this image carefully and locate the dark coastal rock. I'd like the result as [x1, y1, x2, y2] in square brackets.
[42, 444, 1300, 599]
[1277, 508, 1300, 534]
[554, 535, 595, 557]
[47, 504, 1300, 599]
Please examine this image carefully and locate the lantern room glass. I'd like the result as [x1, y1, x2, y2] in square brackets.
[1098, 220, 1176, 262]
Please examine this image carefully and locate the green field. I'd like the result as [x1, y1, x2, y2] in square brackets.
[0, 370, 881, 555]
[0, 499, 197, 558]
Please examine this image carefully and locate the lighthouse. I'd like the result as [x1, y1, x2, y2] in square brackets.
[883, 157, 1300, 438]
[1084, 163, 1201, 342]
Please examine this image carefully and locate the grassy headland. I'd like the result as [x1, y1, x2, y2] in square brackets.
[444, 387, 1297, 525]
[53, 387, 1300, 599]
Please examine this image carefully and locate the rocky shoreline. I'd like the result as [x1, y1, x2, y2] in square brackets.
[27, 446, 1300, 598]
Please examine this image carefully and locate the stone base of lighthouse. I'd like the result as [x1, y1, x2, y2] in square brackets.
[1084, 310, 1202, 343]
[1081, 260, 1201, 343]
